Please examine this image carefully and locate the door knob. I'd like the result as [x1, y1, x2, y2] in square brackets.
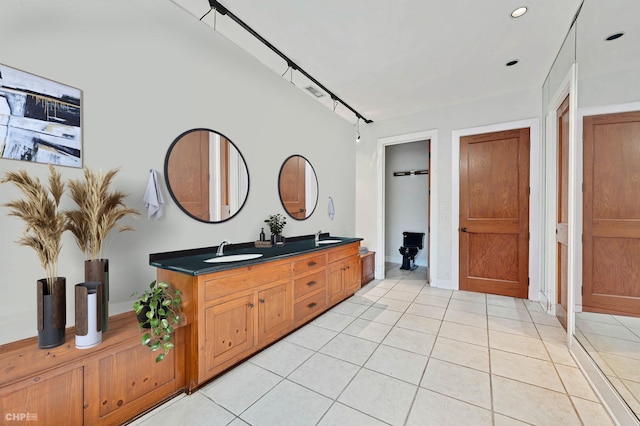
[461, 227, 468, 232]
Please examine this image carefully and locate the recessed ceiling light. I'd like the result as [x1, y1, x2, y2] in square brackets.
[511, 6, 528, 18]
[605, 32, 624, 41]
[506, 60, 519, 67]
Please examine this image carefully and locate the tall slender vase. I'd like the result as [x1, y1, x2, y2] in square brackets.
[37, 277, 66, 349]
[85, 259, 109, 332]
[75, 281, 103, 349]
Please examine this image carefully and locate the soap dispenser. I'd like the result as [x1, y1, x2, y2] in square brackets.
[259, 227, 266, 241]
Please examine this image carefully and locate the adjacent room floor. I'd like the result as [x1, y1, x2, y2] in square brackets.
[130, 264, 614, 425]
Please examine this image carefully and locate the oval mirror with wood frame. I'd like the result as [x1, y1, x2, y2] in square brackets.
[165, 128, 249, 223]
[278, 155, 318, 220]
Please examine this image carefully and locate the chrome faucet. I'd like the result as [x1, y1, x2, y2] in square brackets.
[216, 240, 230, 256]
[315, 230, 322, 243]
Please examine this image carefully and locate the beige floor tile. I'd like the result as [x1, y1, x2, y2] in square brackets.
[489, 329, 549, 360]
[356, 285, 389, 298]
[406, 388, 492, 426]
[487, 304, 532, 322]
[600, 352, 640, 382]
[419, 286, 453, 298]
[249, 340, 314, 377]
[490, 349, 565, 392]
[240, 380, 332, 426]
[349, 293, 380, 306]
[405, 302, 446, 320]
[329, 300, 370, 317]
[311, 311, 357, 332]
[395, 312, 441, 335]
[576, 318, 640, 342]
[486, 294, 527, 310]
[384, 289, 418, 302]
[413, 293, 450, 307]
[556, 364, 599, 401]
[136, 392, 234, 426]
[544, 340, 577, 367]
[317, 403, 388, 426]
[451, 290, 487, 304]
[364, 344, 428, 385]
[448, 298, 487, 315]
[523, 299, 546, 313]
[492, 375, 582, 425]
[284, 324, 338, 351]
[583, 332, 640, 361]
[338, 369, 418, 426]
[488, 316, 539, 339]
[200, 363, 281, 415]
[571, 396, 615, 426]
[421, 358, 491, 409]
[431, 336, 490, 372]
[393, 281, 426, 293]
[342, 318, 393, 343]
[444, 308, 488, 328]
[382, 326, 436, 356]
[372, 297, 412, 312]
[319, 333, 379, 366]
[370, 279, 400, 289]
[439, 320, 489, 347]
[358, 306, 403, 325]
[529, 310, 563, 327]
[493, 413, 531, 425]
[288, 353, 360, 399]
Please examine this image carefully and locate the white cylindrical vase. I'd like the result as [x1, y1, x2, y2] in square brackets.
[75, 281, 103, 349]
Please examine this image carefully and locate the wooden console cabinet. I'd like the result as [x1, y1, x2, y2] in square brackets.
[156, 241, 361, 392]
[0, 312, 185, 425]
[361, 251, 375, 285]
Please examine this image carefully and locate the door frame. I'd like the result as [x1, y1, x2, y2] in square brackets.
[376, 129, 438, 283]
[544, 64, 578, 340]
[452, 118, 540, 298]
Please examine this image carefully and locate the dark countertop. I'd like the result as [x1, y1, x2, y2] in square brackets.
[149, 234, 363, 276]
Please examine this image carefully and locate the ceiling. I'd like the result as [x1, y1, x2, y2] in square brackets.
[170, 0, 583, 123]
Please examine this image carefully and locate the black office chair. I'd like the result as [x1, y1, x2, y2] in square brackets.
[399, 232, 425, 270]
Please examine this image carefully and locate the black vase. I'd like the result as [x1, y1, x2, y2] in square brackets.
[37, 277, 66, 349]
[136, 303, 152, 329]
[85, 259, 109, 332]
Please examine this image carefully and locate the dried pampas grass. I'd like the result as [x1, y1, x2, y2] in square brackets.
[65, 167, 139, 260]
[1, 165, 67, 293]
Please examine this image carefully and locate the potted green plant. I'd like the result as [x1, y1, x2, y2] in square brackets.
[1, 165, 68, 349]
[132, 280, 182, 363]
[265, 213, 287, 244]
[65, 167, 139, 332]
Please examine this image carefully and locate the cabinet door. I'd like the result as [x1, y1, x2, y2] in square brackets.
[205, 294, 255, 372]
[344, 256, 362, 294]
[258, 281, 292, 343]
[328, 262, 345, 305]
[0, 366, 83, 425]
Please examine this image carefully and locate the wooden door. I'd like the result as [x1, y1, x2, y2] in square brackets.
[258, 281, 292, 343]
[583, 110, 640, 317]
[167, 130, 210, 220]
[204, 294, 255, 373]
[459, 128, 530, 298]
[279, 156, 306, 219]
[556, 96, 570, 328]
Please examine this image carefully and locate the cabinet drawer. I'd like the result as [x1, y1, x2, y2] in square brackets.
[293, 270, 326, 300]
[204, 262, 291, 301]
[327, 244, 359, 263]
[292, 253, 326, 276]
[294, 290, 327, 324]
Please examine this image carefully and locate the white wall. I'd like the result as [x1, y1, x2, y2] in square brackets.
[384, 141, 429, 266]
[0, 0, 355, 345]
[356, 89, 541, 289]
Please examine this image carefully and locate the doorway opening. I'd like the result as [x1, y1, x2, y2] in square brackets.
[376, 130, 438, 284]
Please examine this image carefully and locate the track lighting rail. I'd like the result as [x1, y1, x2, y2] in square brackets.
[207, 0, 372, 123]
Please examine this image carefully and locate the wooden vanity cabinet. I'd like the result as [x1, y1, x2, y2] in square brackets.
[156, 241, 360, 392]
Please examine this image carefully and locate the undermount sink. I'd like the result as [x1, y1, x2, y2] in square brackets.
[204, 253, 263, 263]
[317, 239, 342, 244]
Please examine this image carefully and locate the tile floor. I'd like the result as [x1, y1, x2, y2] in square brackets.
[575, 311, 640, 418]
[130, 264, 615, 425]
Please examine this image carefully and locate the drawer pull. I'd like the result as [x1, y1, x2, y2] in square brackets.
[249, 303, 254, 308]
[308, 302, 318, 309]
[307, 280, 317, 287]
[259, 299, 265, 303]
[308, 261, 317, 267]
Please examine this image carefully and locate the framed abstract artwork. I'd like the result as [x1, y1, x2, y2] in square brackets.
[0, 63, 82, 167]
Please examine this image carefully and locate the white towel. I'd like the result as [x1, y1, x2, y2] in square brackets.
[328, 196, 335, 220]
[143, 169, 164, 220]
